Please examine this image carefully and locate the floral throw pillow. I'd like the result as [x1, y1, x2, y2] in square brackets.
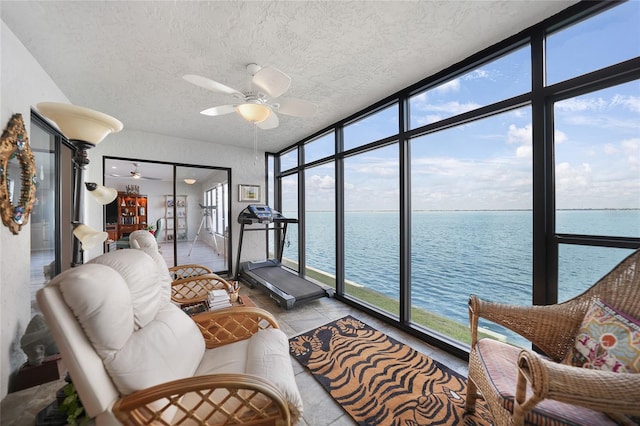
[563, 299, 640, 373]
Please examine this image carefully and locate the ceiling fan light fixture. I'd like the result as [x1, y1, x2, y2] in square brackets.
[237, 103, 271, 124]
[184, 178, 196, 185]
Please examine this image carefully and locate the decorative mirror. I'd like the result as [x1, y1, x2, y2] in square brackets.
[0, 113, 37, 234]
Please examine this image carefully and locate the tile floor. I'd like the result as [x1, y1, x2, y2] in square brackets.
[1, 282, 469, 426]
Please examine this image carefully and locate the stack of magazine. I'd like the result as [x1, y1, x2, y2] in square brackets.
[208, 289, 232, 310]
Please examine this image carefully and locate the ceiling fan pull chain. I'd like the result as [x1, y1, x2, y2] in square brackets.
[253, 123, 258, 166]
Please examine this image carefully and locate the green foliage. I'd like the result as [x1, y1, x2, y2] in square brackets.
[60, 382, 90, 426]
[301, 264, 490, 344]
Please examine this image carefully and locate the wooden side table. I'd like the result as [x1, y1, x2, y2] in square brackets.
[236, 294, 255, 307]
[10, 354, 65, 393]
[104, 240, 116, 253]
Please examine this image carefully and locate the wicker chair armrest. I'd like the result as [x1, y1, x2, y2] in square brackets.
[514, 349, 640, 421]
[168, 263, 214, 280]
[171, 274, 232, 304]
[112, 373, 290, 426]
[468, 295, 581, 359]
[191, 307, 280, 348]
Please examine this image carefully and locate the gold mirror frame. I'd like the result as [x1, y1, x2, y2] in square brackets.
[0, 114, 37, 234]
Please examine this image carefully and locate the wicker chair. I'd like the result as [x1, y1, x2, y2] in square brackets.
[171, 273, 233, 308]
[128, 230, 234, 307]
[465, 249, 640, 425]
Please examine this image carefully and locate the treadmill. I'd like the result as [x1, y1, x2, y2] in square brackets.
[235, 205, 334, 309]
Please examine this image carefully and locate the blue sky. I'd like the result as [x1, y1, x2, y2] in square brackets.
[286, 2, 639, 214]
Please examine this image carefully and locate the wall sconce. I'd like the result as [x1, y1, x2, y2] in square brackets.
[183, 178, 196, 185]
[36, 102, 123, 266]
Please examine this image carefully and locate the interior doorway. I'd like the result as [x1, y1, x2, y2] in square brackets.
[103, 157, 232, 275]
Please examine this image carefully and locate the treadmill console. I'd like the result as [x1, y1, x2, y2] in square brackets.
[238, 205, 288, 224]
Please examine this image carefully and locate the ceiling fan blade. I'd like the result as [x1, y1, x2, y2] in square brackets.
[200, 105, 238, 116]
[277, 98, 318, 117]
[257, 111, 279, 130]
[183, 74, 243, 97]
[141, 176, 163, 181]
[252, 67, 291, 98]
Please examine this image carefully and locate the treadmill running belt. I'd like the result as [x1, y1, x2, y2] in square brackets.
[253, 266, 326, 300]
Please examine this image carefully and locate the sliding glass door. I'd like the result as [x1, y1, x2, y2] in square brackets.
[104, 158, 231, 274]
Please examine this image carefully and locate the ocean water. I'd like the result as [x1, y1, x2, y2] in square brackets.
[284, 210, 638, 344]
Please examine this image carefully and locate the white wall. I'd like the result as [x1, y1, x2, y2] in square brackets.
[1, 21, 267, 398]
[0, 21, 69, 398]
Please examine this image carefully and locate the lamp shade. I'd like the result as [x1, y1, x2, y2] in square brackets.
[73, 224, 108, 250]
[85, 182, 118, 205]
[36, 102, 123, 145]
[237, 103, 271, 124]
[184, 178, 196, 185]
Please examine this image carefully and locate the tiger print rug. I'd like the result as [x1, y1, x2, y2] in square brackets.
[289, 315, 492, 426]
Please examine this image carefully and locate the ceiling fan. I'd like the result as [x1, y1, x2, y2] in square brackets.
[110, 163, 162, 180]
[183, 63, 318, 130]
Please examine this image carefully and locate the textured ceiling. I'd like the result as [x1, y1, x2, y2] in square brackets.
[2, 1, 577, 153]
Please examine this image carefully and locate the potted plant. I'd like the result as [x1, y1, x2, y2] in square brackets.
[143, 224, 156, 236]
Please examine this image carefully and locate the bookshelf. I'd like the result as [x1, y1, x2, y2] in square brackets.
[164, 195, 187, 241]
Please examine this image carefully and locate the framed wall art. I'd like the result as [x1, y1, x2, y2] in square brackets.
[238, 184, 260, 202]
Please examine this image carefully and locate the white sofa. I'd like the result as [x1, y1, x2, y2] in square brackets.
[37, 249, 303, 425]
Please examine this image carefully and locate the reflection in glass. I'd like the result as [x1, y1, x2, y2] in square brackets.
[410, 107, 532, 346]
[104, 159, 230, 274]
[344, 144, 399, 316]
[554, 81, 640, 238]
[176, 165, 229, 271]
[30, 123, 56, 315]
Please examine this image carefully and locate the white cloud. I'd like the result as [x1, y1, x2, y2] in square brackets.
[555, 161, 591, 188]
[516, 145, 532, 159]
[507, 124, 531, 145]
[556, 97, 608, 112]
[602, 138, 639, 167]
[307, 174, 335, 191]
[434, 79, 460, 93]
[555, 129, 568, 144]
[611, 94, 640, 113]
[604, 143, 618, 155]
[621, 137, 640, 153]
[413, 92, 427, 103]
[462, 69, 490, 80]
[621, 137, 640, 169]
[423, 101, 482, 115]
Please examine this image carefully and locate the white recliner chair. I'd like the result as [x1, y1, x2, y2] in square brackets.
[128, 230, 233, 307]
[37, 249, 303, 425]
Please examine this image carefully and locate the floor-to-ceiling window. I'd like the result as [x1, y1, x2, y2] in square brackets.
[546, 1, 640, 306]
[281, 170, 299, 271]
[343, 143, 400, 315]
[274, 1, 640, 356]
[410, 106, 532, 346]
[304, 132, 336, 288]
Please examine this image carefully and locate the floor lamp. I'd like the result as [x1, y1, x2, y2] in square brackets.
[36, 102, 123, 266]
